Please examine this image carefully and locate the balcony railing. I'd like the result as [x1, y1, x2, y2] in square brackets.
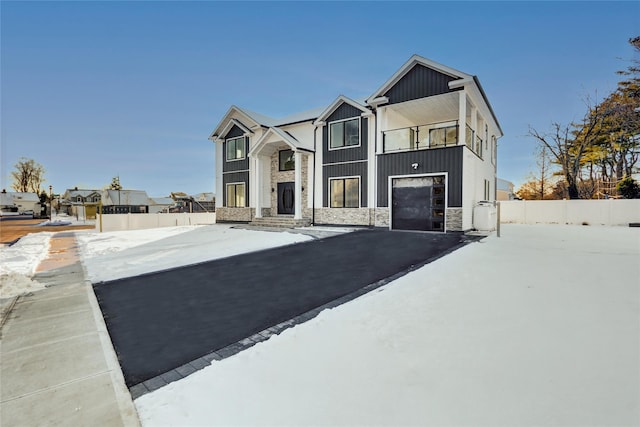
[465, 125, 483, 158]
[382, 121, 459, 153]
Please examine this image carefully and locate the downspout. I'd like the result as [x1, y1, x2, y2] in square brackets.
[372, 108, 378, 227]
[312, 125, 317, 225]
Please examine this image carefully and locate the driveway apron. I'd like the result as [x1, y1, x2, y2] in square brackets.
[93, 229, 479, 387]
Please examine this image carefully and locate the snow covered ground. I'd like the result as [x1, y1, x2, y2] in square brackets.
[2, 223, 638, 424]
[77, 224, 313, 283]
[134, 225, 640, 426]
[0, 232, 53, 298]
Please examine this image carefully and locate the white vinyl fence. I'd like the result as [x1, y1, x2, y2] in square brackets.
[97, 212, 216, 232]
[499, 200, 640, 226]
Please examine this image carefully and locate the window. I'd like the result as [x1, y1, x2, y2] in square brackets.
[484, 180, 490, 200]
[226, 183, 245, 207]
[76, 196, 82, 202]
[279, 149, 295, 171]
[491, 136, 497, 165]
[329, 118, 360, 149]
[429, 126, 458, 148]
[330, 177, 359, 208]
[226, 137, 246, 161]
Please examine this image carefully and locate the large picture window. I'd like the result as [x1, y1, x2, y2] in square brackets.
[279, 149, 295, 171]
[329, 118, 360, 149]
[226, 183, 245, 207]
[330, 177, 360, 208]
[226, 137, 246, 161]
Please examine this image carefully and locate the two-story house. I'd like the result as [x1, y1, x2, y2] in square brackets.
[209, 55, 502, 232]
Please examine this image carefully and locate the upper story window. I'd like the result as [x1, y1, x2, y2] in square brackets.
[329, 118, 360, 149]
[76, 196, 82, 202]
[279, 149, 295, 171]
[226, 136, 246, 161]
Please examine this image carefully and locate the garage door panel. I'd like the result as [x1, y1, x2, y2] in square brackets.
[392, 186, 432, 231]
[391, 175, 445, 232]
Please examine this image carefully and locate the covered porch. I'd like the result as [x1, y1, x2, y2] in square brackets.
[249, 127, 314, 221]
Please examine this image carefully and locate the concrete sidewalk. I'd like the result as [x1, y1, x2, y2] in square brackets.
[1, 232, 139, 426]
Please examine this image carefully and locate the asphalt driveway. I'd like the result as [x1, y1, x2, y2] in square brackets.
[93, 229, 480, 387]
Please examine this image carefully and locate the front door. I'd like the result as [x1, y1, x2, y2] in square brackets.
[391, 176, 445, 232]
[277, 182, 295, 215]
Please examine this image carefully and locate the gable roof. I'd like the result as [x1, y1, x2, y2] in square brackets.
[100, 189, 151, 206]
[313, 95, 370, 124]
[366, 54, 472, 105]
[249, 126, 314, 157]
[209, 106, 267, 140]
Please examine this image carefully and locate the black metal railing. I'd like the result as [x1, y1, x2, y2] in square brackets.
[382, 121, 459, 153]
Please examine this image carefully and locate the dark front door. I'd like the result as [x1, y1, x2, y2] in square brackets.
[277, 182, 295, 215]
[391, 176, 445, 232]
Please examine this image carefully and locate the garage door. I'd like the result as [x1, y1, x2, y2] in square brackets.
[391, 175, 445, 232]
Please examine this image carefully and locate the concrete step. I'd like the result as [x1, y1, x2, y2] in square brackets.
[250, 217, 311, 228]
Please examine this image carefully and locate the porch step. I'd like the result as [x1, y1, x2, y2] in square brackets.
[250, 217, 311, 228]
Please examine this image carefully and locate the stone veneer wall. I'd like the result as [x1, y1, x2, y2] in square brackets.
[374, 208, 390, 228]
[445, 208, 463, 231]
[313, 208, 374, 226]
[269, 146, 310, 219]
[215, 207, 253, 222]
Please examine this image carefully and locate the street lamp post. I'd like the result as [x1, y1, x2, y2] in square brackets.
[48, 185, 53, 219]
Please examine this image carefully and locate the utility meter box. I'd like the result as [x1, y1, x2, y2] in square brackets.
[473, 201, 497, 231]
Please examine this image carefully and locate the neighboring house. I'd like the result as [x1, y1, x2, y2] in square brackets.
[149, 197, 175, 214]
[496, 179, 516, 201]
[209, 55, 503, 232]
[169, 192, 216, 213]
[100, 189, 151, 214]
[192, 192, 215, 212]
[61, 188, 102, 219]
[0, 191, 41, 216]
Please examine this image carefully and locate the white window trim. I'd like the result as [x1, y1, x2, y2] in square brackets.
[328, 175, 361, 208]
[328, 117, 362, 151]
[226, 136, 247, 162]
[387, 172, 448, 233]
[225, 181, 246, 208]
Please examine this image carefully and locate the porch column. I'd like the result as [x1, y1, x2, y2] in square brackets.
[294, 151, 302, 220]
[470, 104, 478, 140]
[254, 155, 262, 218]
[458, 91, 466, 146]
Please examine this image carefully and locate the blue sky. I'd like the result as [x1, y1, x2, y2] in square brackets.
[1, 1, 638, 197]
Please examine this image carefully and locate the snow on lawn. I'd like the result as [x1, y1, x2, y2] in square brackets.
[77, 224, 314, 283]
[0, 233, 53, 298]
[135, 225, 640, 427]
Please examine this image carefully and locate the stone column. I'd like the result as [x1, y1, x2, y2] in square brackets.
[294, 151, 302, 220]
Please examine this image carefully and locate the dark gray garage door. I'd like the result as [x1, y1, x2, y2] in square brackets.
[391, 175, 445, 231]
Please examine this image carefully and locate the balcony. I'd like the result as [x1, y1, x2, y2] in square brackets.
[382, 121, 459, 153]
[465, 125, 483, 158]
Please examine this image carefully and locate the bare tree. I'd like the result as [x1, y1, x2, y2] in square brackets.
[529, 101, 602, 199]
[515, 144, 558, 199]
[10, 158, 46, 193]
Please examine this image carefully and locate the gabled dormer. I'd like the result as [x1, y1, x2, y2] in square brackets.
[315, 96, 372, 164]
